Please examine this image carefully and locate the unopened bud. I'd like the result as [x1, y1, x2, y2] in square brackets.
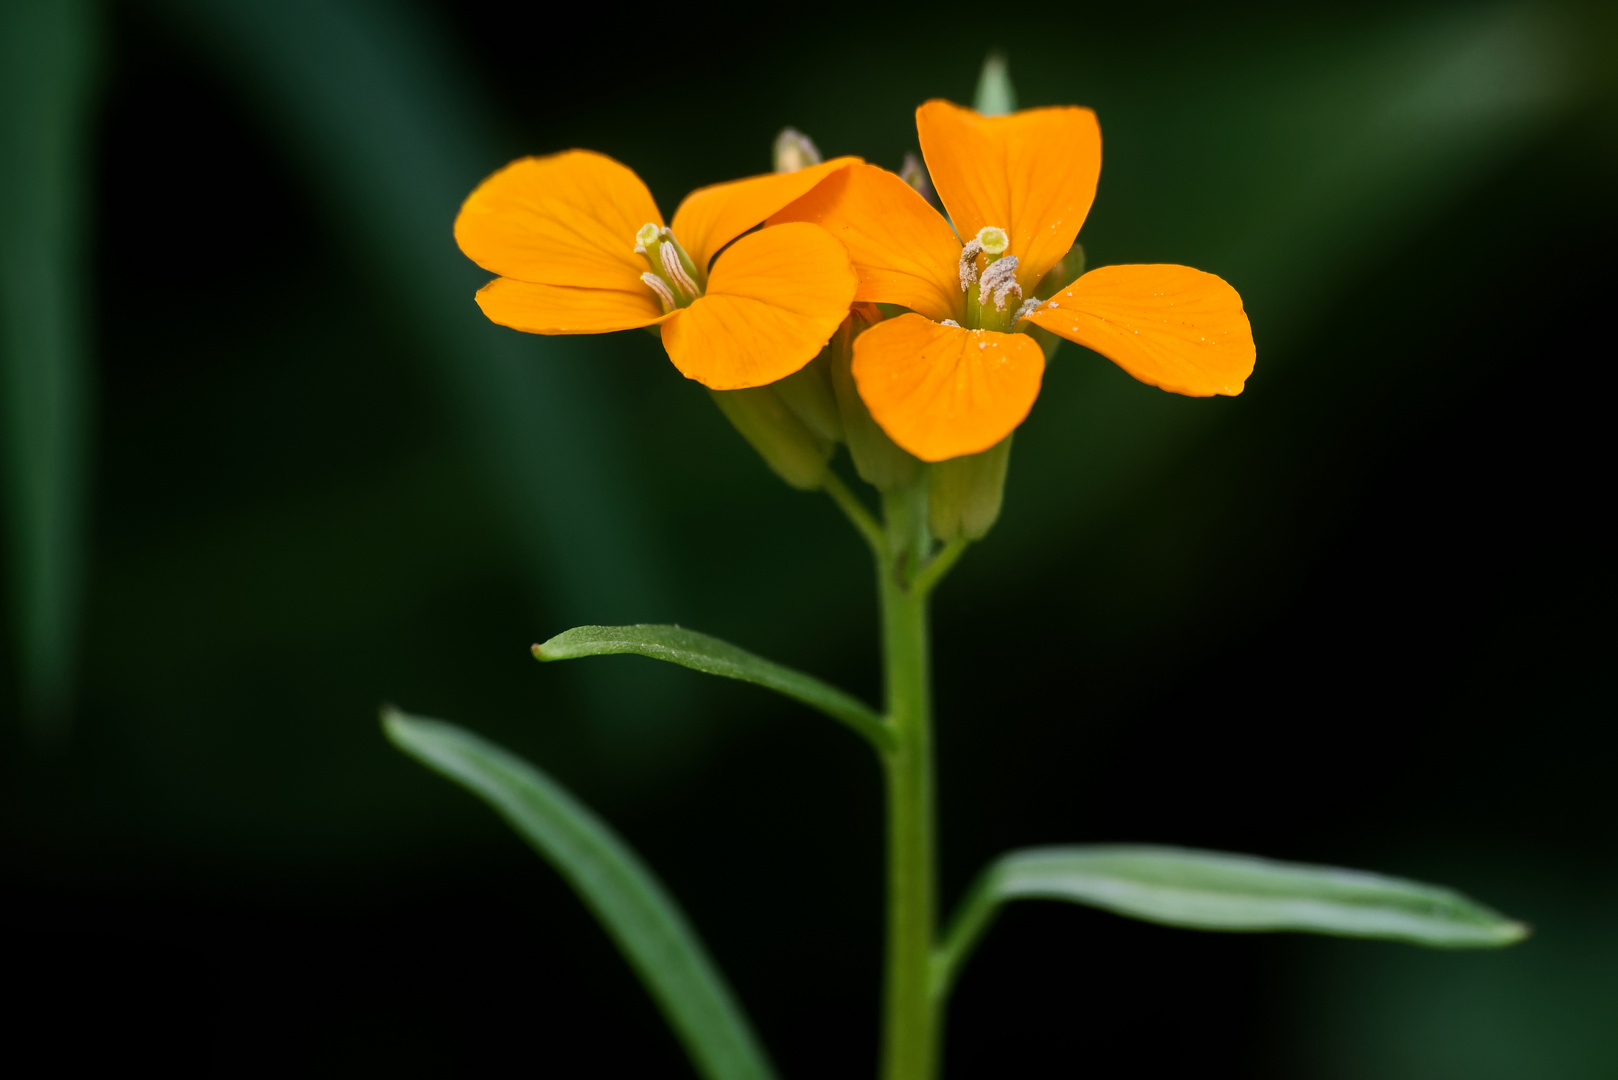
[773, 128, 822, 173]
[899, 153, 935, 205]
[973, 52, 1018, 118]
[928, 435, 1013, 541]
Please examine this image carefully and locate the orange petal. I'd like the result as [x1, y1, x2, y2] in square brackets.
[661, 222, 857, 390]
[475, 277, 671, 334]
[1024, 264, 1255, 396]
[669, 157, 861, 273]
[454, 150, 661, 291]
[770, 163, 963, 324]
[851, 314, 1044, 462]
[916, 100, 1101, 294]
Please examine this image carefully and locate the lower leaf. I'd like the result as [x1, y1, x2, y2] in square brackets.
[935, 844, 1529, 999]
[384, 708, 778, 1080]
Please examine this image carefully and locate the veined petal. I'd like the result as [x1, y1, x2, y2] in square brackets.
[670, 156, 861, 272]
[475, 277, 671, 334]
[771, 163, 963, 324]
[916, 100, 1101, 294]
[455, 150, 661, 291]
[852, 314, 1044, 462]
[1025, 264, 1255, 396]
[661, 222, 857, 390]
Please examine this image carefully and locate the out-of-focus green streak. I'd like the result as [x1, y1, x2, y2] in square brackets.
[154, 0, 672, 631]
[0, 0, 98, 744]
[151, 0, 687, 741]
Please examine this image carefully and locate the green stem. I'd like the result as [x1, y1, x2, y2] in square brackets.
[911, 537, 968, 599]
[823, 471, 886, 559]
[878, 484, 939, 1080]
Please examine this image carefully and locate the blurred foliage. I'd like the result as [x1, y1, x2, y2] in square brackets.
[0, 0, 97, 741]
[2, 0, 1614, 1074]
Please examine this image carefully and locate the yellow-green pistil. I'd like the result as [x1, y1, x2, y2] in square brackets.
[951, 225, 1041, 334]
[635, 222, 706, 312]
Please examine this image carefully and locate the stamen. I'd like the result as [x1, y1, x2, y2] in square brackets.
[641, 272, 677, 309]
[1013, 297, 1040, 322]
[660, 243, 700, 297]
[940, 319, 961, 327]
[980, 255, 1022, 311]
[958, 238, 983, 292]
[634, 222, 661, 254]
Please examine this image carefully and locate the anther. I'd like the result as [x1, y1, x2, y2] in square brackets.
[634, 222, 661, 254]
[660, 243, 700, 297]
[958, 239, 983, 292]
[1013, 297, 1040, 322]
[980, 255, 1022, 311]
[641, 272, 677, 309]
[940, 319, 961, 327]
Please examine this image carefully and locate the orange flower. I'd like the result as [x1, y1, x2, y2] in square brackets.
[774, 101, 1255, 461]
[454, 152, 861, 389]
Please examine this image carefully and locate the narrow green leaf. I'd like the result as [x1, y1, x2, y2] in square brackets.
[383, 709, 778, 1080]
[535, 625, 894, 751]
[973, 52, 1017, 117]
[936, 844, 1529, 997]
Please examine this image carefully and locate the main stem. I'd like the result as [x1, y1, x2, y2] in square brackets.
[879, 483, 938, 1080]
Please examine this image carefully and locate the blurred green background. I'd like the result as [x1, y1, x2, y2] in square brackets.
[2, 0, 1614, 1074]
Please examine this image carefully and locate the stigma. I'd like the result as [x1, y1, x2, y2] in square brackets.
[958, 225, 1015, 301]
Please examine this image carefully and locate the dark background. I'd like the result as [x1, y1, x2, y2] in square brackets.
[3, 0, 1614, 1074]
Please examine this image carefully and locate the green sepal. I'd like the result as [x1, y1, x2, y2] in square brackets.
[928, 435, 1012, 542]
[1025, 241, 1085, 361]
[1035, 241, 1085, 296]
[830, 315, 921, 492]
[709, 385, 832, 491]
[773, 352, 842, 443]
[383, 709, 780, 1080]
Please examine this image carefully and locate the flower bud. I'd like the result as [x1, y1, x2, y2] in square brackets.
[973, 52, 1017, 117]
[830, 308, 921, 492]
[710, 385, 833, 491]
[899, 153, 935, 206]
[773, 128, 822, 174]
[928, 435, 1012, 541]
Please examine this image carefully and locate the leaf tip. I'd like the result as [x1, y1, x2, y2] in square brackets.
[1499, 919, 1534, 945]
[379, 702, 414, 747]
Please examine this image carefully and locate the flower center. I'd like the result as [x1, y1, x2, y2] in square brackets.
[957, 226, 1032, 333]
[635, 223, 705, 312]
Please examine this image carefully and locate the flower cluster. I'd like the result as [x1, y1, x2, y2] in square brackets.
[454, 95, 1256, 519]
